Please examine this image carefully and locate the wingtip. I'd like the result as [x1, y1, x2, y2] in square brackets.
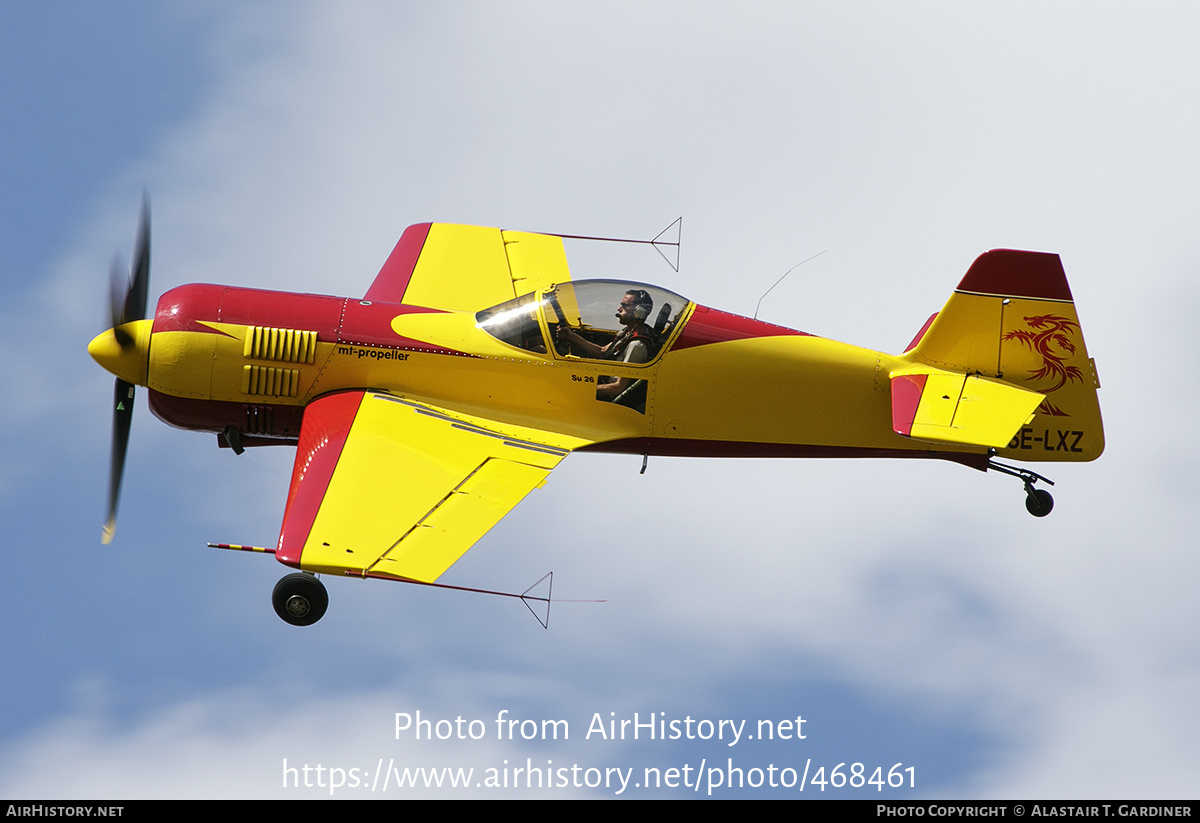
[102, 520, 115, 545]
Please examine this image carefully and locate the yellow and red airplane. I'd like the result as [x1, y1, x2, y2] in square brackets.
[90, 203, 1103, 626]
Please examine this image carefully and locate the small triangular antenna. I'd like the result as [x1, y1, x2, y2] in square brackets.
[312, 566, 602, 629]
[651, 217, 682, 272]
[521, 571, 553, 629]
[539, 217, 683, 272]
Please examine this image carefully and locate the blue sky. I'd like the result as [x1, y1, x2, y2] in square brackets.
[2, 1, 1199, 798]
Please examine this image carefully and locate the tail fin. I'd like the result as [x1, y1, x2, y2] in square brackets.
[906, 250, 1104, 462]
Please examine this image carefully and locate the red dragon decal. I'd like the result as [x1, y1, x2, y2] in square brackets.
[1003, 314, 1084, 416]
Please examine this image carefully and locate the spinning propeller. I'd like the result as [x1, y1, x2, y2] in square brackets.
[89, 197, 152, 544]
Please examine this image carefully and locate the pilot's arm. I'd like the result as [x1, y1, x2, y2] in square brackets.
[595, 340, 649, 399]
[556, 325, 608, 359]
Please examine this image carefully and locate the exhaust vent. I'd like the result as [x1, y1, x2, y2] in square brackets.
[242, 365, 300, 397]
[244, 326, 318, 364]
[244, 405, 274, 435]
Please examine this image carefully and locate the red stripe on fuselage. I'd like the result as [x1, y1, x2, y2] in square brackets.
[671, 305, 809, 351]
[339, 299, 475, 358]
[154, 283, 476, 358]
[155, 284, 345, 337]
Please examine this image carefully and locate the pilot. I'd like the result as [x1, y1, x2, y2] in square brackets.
[557, 289, 655, 400]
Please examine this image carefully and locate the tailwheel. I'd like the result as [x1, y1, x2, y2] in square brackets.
[1024, 488, 1054, 518]
[272, 573, 328, 626]
[986, 456, 1056, 518]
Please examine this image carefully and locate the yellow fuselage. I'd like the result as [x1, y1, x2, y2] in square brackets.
[135, 283, 959, 464]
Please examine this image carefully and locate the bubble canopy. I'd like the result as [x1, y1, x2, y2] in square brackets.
[475, 280, 690, 357]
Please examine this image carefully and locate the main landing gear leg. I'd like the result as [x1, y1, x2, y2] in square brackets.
[986, 456, 1055, 518]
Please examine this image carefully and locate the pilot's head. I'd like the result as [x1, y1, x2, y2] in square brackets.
[616, 290, 653, 326]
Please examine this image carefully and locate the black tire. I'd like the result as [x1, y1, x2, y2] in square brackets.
[1025, 489, 1054, 518]
[272, 573, 328, 626]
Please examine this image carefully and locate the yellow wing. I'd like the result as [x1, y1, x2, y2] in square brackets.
[276, 391, 589, 582]
[364, 223, 571, 309]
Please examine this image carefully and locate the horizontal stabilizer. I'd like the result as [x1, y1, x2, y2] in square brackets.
[891, 369, 1043, 449]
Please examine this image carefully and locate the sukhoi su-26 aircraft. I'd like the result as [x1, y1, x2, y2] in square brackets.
[89, 204, 1104, 626]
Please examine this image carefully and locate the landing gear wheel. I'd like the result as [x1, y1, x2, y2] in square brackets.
[1024, 488, 1054, 518]
[272, 573, 328, 626]
[987, 457, 1056, 519]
